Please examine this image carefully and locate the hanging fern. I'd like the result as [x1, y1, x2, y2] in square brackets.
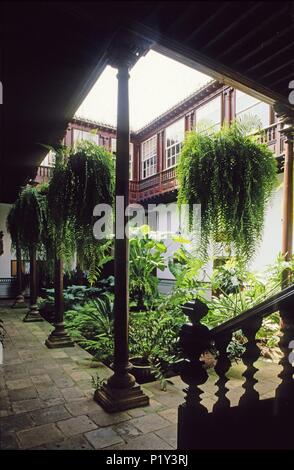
[66, 142, 114, 283]
[177, 122, 278, 263]
[7, 185, 48, 258]
[47, 140, 114, 275]
[66, 141, 114, 228]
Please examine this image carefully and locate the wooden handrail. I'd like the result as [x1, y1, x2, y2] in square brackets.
[211, 284, 294, 339]
[178, 282, 294, 427]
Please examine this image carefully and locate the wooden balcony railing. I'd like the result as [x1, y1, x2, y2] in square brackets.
[36, 123, 285, 203]
[256, 122, 286, 158]
[131, 122, 285, 203]
[35, 165, 53, 183]
[177, 284, 294, 449]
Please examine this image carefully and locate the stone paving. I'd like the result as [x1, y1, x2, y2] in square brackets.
[0, 306, 281, 450]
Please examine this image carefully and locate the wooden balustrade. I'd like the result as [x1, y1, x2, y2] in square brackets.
[131, 123, 284, 203]
[35, 165, 53, 183]
[177, 284, 294, 449]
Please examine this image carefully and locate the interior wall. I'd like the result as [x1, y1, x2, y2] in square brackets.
[249, 174, 289, 275]
[0, 203, 14, 278]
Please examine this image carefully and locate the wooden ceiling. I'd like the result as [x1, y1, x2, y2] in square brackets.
[1, 1, 293, 202]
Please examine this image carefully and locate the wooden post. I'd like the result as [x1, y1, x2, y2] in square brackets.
[11, 243, 26, 308]
[281, 135, 293, 287]
[45, 258, 74, 348]
[23, 246, 43, 322]
[94, 61, 149, 412]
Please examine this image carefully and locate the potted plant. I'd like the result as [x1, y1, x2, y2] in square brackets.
[177, 122, 277, 263]
[129, 307, 184, 385]
[129, 226, 167, 310]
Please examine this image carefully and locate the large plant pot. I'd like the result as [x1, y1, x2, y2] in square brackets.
[129, 356, 155, 384]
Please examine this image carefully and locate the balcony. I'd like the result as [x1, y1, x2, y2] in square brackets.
[34, 165, 53, 184]
[130, 167, 177, 203]
[256, 122, 286, 158]
[35, 123, 286, 203]
[131, 122, 286, 204]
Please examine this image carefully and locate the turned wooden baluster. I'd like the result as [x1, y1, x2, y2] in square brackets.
[239, 317, 263, 405]
[179, 299, 212, 413]
[213, 331, 233, 411]
[177, 299, 213, 449]
[274, 305, 294, 415]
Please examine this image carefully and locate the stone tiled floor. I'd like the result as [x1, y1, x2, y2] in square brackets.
[0, 306, 281, 450]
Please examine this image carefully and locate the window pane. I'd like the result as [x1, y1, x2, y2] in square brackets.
[236, 102, 269, 129]
[235, 90, 259, 114]
[73, 129, 99, 144]
[166, 118, 185, 143]
[196, 96, 221, 130]
[141, 135, 157, 179]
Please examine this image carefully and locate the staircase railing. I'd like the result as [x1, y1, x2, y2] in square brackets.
[177, 284, 294, 449]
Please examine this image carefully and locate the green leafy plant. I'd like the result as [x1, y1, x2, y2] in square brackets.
[129, 307, 185, 376]
[47, 141, 114, 273]
[7, 185, 48, 258]
[91, 374, 107, 390]
[38, 281, 113, 314]
[64, 293, 114, 365]
[177, 122, 278, 262]
[129, 226, 167, 309]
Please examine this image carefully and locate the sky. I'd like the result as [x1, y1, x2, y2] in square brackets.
[75, 50, 211, 131]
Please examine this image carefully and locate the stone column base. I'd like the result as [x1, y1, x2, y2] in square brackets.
[45, 323, 74, 348]
[23, 305, 43, 322]
[94, 382, 150, 413]
[11, 294, 26, 309]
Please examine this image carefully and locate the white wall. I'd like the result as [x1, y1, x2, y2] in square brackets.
[0, 203, 14, 278]
[156, 174, 290, 281]
[249, 174, 289, 274]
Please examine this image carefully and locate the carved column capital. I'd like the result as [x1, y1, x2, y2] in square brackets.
[108, 29, 151, 70]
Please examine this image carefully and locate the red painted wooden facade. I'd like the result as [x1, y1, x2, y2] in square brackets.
[36, 81, 285, 203]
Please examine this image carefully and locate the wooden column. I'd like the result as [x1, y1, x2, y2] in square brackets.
[281, 134, 293, 287]
[276, 139, 294, 411]
[11, 243, 26, 308]
[94, 61, 149, 412]
[23, 246, 43, 322]
[45, 258, 74, 348]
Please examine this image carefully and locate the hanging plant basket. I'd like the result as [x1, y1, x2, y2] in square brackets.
[177, 123, 278, 263]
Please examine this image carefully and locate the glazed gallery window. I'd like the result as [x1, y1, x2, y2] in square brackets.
[165, 119, 185, 169]
[112, 139, 134, 180]
[235, 90, 269, 130]
[141, 135, 157, 179]
[195, 96, 222, 132]
[73, 129, 99, 145]
[40, 149, 56, 167]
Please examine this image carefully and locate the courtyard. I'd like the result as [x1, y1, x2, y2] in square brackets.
[1, 1, 293, 454]
[0, 305, 281, 450]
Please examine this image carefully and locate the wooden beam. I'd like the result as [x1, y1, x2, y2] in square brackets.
[247, 40, 294, 73]
[237, 25, 294, 67]
[185, 2, 230, 44]
[202, 2, 260, 52]
[261, 58, 294, 80]
[217, 6, 288, 60]
[126, 21, 292, 109]
[270, 71, 294, 88]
